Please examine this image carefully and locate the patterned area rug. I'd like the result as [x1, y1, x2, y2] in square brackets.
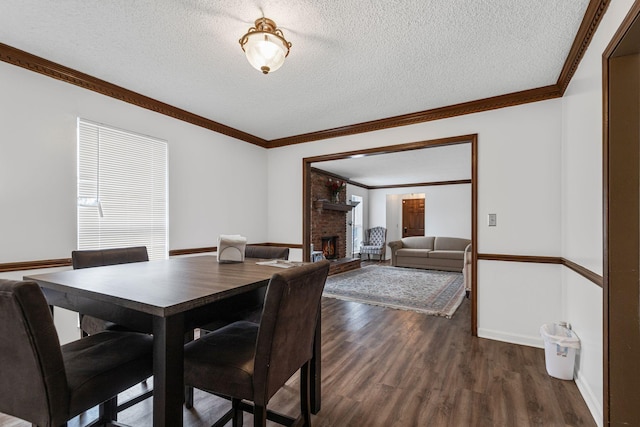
[323, 265, 465, 318]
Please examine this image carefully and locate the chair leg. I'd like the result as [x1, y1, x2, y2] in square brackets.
[99, 397, 118, 423]
[231, 398, 243, 427]
[184, 386, 194, 409]
[300, 362, 312, 427]
[253, 405, 267, 427]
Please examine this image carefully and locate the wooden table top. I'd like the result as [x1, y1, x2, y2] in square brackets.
[25, 255, 289, 317]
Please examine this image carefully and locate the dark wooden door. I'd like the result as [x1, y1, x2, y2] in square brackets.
[402, 198, 425, 237]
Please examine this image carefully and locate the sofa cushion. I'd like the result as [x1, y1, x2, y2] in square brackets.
[396, 248, 432, 258]
[400, 236, 435, 249]
[434, 237, 470, 251]
[428, 250, 465, 260]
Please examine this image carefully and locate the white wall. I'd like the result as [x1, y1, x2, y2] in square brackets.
[269, 100, 562, 256]
[366, 184, 470, 260]
[559, 0, 636, 423]
[0, 61, 269, 265]
[267, 101, 564, 359]
[0, 60, 269, 343]
[373, 185, 471, 240]
[477, 261, 562, 346]
[562, 269, 604, 425]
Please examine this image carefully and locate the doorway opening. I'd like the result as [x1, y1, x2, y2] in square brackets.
[302, 134, 478, 335]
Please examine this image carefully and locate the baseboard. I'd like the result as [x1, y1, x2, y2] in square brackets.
[575, 373, 603, 427]
[477, 328, 543, 349]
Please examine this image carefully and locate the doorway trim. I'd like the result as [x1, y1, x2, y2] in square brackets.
[302, 133, 478, 335]
[603, 2, 640, 425]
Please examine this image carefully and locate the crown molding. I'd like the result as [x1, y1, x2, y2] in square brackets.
[268, 0, 609, 147]
[557, 0, 610, 94]
[268, 85, 562, 148]
[0, 0, 607, 148]
[368, 179, 472, 190]
[0, 43, 269, 148]
[310, 166, 471, 190]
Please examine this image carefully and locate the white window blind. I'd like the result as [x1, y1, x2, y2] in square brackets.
[77, 119, 168, 260]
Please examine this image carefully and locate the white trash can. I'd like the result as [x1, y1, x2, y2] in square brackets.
[540, 323, 580, 380]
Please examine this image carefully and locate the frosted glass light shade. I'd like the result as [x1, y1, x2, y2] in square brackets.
[244, 33, 287, 74]
[240, 18, 291, 74]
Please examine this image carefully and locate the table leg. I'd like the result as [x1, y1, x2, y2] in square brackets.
[184, 329, 194, 409]
[310, 310, 321, 414]
[152, 315, 185, 427]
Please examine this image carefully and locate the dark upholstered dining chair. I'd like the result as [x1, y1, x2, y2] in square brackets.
[185, 245, 293, 408]
[244, 245, 290, 261]
[71, 246, 153, 413]
[184, 260, 330, 427]
[0, 279, 153, 427]
[200, 245, 290, 333]
[71, 246, 149, 336]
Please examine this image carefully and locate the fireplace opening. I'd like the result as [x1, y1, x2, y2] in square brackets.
[321, 236, 338, 260]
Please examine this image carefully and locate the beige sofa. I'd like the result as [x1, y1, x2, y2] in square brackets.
[388, 236, 471, 272]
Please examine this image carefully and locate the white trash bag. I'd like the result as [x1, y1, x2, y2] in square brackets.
[540, 323, 580, 380]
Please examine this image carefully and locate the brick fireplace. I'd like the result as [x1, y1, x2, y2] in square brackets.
[310, 169, 347, 260]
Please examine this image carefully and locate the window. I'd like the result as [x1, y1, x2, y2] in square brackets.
[77, 119, 168, 260]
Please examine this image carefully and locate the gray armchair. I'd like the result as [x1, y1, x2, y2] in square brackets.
[360, 226, 387, 261]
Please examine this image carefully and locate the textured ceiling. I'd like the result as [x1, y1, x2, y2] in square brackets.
[0, 0, 590, 141]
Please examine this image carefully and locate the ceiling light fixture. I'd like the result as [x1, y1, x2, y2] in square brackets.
[239, 17, 291, 74]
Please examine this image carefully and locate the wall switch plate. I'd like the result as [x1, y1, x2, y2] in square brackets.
[488, 213, 497, 226]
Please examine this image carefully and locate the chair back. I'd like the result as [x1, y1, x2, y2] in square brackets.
[253, 260, 330, 404]
[367, 226, 387, 246]
[0, 279, 69, 426]
[245, 245, 289, 260]
[72, 246, 149, 269]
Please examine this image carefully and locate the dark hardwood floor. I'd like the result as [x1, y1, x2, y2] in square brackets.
[0, 296, 595, 427]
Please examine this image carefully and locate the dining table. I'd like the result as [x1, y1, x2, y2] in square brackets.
[24, 255, 321, 427]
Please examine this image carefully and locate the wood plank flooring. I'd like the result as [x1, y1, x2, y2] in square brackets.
[0, 297, 596, 427]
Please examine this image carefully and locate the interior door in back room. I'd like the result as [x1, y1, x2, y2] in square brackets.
[402, 198, 425, 237]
